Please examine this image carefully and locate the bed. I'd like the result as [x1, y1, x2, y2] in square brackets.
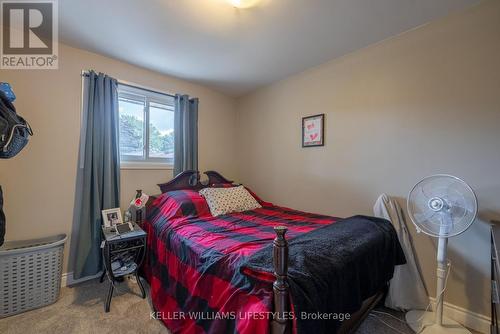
[141, 170, 405, 334]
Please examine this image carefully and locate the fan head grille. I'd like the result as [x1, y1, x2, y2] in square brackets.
[407, 174, 477, 237]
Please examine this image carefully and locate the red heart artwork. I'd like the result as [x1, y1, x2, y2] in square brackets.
[310, 133, 318, 141]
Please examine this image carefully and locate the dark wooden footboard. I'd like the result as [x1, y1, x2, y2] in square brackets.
[270, 226, 385, 334]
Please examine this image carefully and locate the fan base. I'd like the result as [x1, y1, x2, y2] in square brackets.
[406, 311, 471, 333]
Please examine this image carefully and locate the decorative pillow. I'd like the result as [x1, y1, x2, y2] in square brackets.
[210, 183, 273, 206]
[199, 186, 262, 217]
[154, 190, 211, 220]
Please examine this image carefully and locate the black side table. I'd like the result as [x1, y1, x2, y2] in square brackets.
[100, 222, 147, 312]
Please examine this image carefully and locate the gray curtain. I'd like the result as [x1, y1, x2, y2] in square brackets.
[70, 71, 120, 280]
[173, 94, 198, 176]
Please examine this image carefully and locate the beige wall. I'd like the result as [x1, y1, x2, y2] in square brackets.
[0, 43, 238, 272]
[236, 0, 500, 317]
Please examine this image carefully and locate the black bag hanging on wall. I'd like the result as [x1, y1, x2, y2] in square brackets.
[0, 186, 5, 246]
[0, 90, 33, 159]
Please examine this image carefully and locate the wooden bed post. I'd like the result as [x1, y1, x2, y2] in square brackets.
[272, 226, 291, 334]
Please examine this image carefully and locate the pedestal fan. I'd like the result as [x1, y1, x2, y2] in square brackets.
[405, 175, 477, 334]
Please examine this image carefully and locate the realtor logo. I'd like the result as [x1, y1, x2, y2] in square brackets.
[1, 0, 58, 69]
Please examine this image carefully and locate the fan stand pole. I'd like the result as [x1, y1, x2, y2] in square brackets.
[406, 234, 471, 333]
[435, 236, 448, 327]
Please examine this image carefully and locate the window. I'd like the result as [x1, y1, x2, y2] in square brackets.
[118, 84, 175, 167]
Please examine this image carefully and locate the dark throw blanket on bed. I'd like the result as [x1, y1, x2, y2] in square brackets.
[243, 215, 406, 334]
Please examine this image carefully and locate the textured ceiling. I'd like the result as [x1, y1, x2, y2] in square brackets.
[59, 0, 480, 96]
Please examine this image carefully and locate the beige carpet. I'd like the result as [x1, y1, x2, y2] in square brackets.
[0, 277, 471, 334]
[0, 278, 166, 334]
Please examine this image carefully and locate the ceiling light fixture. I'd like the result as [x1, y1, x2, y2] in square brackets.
[227, 0, 260, 9]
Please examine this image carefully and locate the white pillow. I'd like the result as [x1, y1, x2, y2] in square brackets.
[199, 186, 262, 217]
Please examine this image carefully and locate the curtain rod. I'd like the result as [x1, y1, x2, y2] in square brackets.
[81, 70, 176, 98]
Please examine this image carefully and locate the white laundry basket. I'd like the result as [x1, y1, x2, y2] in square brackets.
[0, 234, 67, 318]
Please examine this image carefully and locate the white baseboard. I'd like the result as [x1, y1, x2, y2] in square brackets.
[61, 271, 103, 287]
[429, 297, 491, 334]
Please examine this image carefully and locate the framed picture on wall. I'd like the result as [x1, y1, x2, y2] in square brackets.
[302, 114, 324, 147]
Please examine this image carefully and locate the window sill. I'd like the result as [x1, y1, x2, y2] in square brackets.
[120, 162, 173, 170]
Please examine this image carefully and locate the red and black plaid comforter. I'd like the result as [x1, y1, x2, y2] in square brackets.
[141, 190, 337, 334]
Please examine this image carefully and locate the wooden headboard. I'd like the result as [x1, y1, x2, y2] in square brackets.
[157, 170, 233, 193]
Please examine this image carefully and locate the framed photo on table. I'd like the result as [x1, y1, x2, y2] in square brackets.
[302, 114, 324, 147]
[101, 208, 123, 228]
